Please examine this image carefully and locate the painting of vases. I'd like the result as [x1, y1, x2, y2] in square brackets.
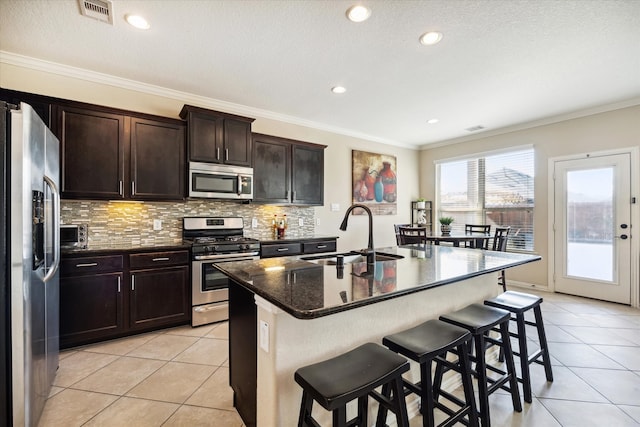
[351, 150, 397, 215]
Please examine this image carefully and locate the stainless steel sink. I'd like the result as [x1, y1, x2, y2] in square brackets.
[301, 251, 404, 265]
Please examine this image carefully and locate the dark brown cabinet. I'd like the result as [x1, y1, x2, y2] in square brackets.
[56, 105, 127, 199]
[129, 250, 190, 330]
[180, 105, 254, 167]
[253, 133, 325, 205]
[54, 103, 186, 200]
[60, 249, 190, 349]
[260, 238, 337, 259]
[59, 255, 125, 348]
[130, 118, 185, 200]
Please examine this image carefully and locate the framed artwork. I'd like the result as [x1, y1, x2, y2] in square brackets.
[351, 150, 397, 215]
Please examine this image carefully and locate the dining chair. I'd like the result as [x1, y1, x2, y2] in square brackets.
[492, 226, 511, 290]
[464, 224, 491, 249]
[397, 226, 428, 245]
[394, 223, 411, 245]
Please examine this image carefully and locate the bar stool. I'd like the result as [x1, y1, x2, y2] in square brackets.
[294, 342, 410, 427]
[438, 304, 522, 427]
[484, 291, 554, 403]
[381, 319, 478, 427]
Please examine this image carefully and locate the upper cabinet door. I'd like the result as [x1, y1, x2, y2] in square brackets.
[291, 144, 324, 206]
[180, 105, 254, 166]
[223, 119, 252, 167]
[187, 111, 224, 163]
[55, 105, 127, 200]
[130, 118, 185, 200]
[252, 134, 291, 204]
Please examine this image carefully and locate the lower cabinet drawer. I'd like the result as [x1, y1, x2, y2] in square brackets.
[129, 250, 189, 269]
[261, 243, 302, 258]
[61, 255, 123, 276]
[302, 240, 337, 254]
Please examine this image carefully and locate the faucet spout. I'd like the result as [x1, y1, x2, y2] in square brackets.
[339, 204, 375, 264]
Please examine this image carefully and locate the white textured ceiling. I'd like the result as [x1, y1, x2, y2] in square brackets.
[1, 0, 639, 148]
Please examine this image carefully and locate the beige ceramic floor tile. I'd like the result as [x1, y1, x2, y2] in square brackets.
[126, 361, 215, 403]
[539, 398, 639, 427]
[37, 389, 118, 427]
[570, 367, 640, 406]
[165, 324, 217, 337]
[126, 333, 198, 360]
[48, 385, 65, 398]
[71, 356, 165, 395]
[81, 332, 159, 356]
[53, 351, 119, 387]
[185, 366, 234, 410]
[206, 321, 229, 339]
[173, 337, 228, 366]
[163, 405, 244, 426]
[83, 396, 179, 427]
[59, 349, 78, 360]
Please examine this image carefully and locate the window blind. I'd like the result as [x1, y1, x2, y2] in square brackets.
[437, 148, 535, 251]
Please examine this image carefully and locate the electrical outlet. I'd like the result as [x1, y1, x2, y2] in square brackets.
[316, 218, 321, 226]
[331, 203, 340, 212]
[298, 218, 304, 226]
[153, 219, 162, 230]
[252, 218, 258, 228]
[259, 320, 269, 352]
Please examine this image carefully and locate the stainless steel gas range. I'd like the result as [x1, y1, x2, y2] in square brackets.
[183, 217, 260, 327]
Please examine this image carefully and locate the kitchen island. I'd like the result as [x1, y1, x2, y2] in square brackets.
[215, 245, 541, 426]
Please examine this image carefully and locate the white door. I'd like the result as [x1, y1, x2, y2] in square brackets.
[553, 153, 632, 304]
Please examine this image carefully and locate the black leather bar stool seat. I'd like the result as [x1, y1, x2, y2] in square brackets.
[294, 342, 410, 427]
[484, 291, 554, 403]
[382, 319, 478, 427]
[439, 304, 522, 427]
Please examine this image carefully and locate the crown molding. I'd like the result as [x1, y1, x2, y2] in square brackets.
[0, 51, 413, 149]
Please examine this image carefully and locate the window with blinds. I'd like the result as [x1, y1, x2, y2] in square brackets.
[436, 147, 535, 251]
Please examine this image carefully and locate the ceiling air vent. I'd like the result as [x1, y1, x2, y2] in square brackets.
[465, 125, 486, 132]
[78, 0, 114, 25]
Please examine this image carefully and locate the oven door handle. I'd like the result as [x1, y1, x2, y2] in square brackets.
[194, 304, 226, 313]
[194, 252, 259, 261]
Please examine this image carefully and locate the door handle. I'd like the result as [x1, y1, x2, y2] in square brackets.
[615, 234, 629, 240]
[43, 175, 60, 283]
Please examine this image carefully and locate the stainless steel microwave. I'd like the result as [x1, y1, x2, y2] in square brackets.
[189, 162, 253, 200]
[60, 224, 88, 249]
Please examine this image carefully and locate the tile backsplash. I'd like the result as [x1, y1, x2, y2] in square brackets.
[61, 200, 316, 246]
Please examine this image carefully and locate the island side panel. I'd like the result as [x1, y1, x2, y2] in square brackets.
[255, 274, 500, 426]
[229, 279, 257, 427]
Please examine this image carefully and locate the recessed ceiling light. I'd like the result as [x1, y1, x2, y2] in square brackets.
[331, 86, 347, 94]
[346, 5, 371, 23]
[419, 31, 443, 45]
[125, 14, 150, 30]
[427, 118, 439, 124]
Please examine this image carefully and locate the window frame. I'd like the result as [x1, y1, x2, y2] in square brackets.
[435, 145, 535, 253]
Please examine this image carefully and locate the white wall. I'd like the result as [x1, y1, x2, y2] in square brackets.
[0, 61, 421, 251]
[419, 105, 640, 290]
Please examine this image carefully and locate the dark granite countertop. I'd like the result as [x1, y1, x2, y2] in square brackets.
[214, 245, 541, 319]
[61, 240, 190, 256]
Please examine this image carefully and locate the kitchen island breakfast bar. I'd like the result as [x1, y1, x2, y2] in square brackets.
[215, 245, 541, 426]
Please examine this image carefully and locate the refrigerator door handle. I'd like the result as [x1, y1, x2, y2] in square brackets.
[43, 175, 60, 282]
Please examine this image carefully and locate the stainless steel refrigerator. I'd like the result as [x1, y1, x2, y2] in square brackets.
[1, 101, 60, 426]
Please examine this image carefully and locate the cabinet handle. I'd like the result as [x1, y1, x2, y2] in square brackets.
[119, 181, 123, 196]
[152, 257, 170, 262]
[285, 190, 289, 199]
[277, 248, 289, 252]
[76, 262, 98, 268]
[117, 276, 121, 293]
[131, 275, 135, 291]
[225, 148, 229, 161]
[292, 191, 296, 200]
[316, 245, 327, 249]
[216, 147, 220, 160]
[131, 181, 135, 196]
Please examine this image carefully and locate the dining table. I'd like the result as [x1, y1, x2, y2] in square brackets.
[424, 232, 493, 248]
